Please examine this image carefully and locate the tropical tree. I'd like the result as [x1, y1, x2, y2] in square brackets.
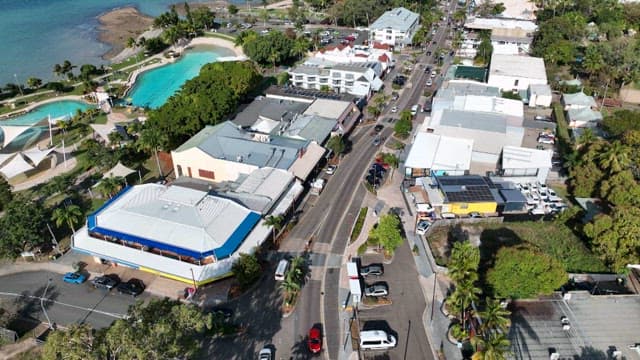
[448, 241, 480, 284]
[264, 215, 284, 241]
[291, 37, 310, 59]
[126, 37, 136, 48]
[137, 126, 167, 178]
[288, 255, 306, 284]
[479, 298, 511, 334]
[597, 141, 631, 174]
[394, 110, 413, 138]
[280, 274, 301, 294]
[26, 77, 42, 89]
[584, 206, 640, 272]
[232, 253, 262, 289]
[0, 176, 12, 212]
[471, 332, 511, 360]
[368, 213, 404, 256]
[0, 198, 47, 257]
[53, 63, 63, 79]
[96, 177, 123, 199]
[325, 135, 346, 158]
[52, 204, 83, 234]
[42, 323, 98, 360]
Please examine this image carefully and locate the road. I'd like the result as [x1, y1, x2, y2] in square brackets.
[0, 271, 145, 330]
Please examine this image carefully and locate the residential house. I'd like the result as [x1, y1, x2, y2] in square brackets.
[305, 43, 394, 73]
[171, 121, 326, 183]
[562, 92, 597, 110]
[487, 53, 548, 93]
[562, 92, 602, 128]
[369, 7, 420, 48]
[491, 28, 533, 55]
[288, 62, 384, 97]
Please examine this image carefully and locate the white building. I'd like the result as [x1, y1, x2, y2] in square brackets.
[289, 62, 384, 97]
[464, 17, 538, 33]
[488, 54, 548, 93]
[304, 43, 394, 73]
[404, 132, 473, 177]
[528, 84, 553, 107]
[369, 7, 420, 47]
[474, 0, 538, 20]
[491, 28, 533, 55]
[500, 146, 553, 184]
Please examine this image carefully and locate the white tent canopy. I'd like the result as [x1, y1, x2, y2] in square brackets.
[21, 147, 55, 167]
[0, 125, 32, 148]
[0, 153, 34, 178]
[106, 162, 136, 178]
[90, 124, 116, 144]
[0, 153, 16, 168]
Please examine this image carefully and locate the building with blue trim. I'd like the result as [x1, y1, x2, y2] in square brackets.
[73, 168, 300, 284]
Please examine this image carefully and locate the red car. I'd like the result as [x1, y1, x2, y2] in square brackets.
[307, 327, 322, 353]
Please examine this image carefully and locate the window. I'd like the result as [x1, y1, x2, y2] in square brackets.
[333, 80, 341, 85]
[345, 81, 354, 87]
[307, 76, 316, 82]
[332, 72, 342, 78]
[319, 78, 328, 84]
[514, 79, 519, 87]
[345, 73, 354, 80]
[295, 75, 303, 80]
[177, 165, 183, 177]
[198, 169, 215, 179]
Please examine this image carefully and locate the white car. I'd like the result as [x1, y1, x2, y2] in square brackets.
[259, 347, 273, 360]
[430, 70, 437, 78]
[538, 183, 548, 192]
[411, 104, 419, 116]
[538, 136, 555, 144]
[530, 207, 546, 215]
[326, 165, 337, 175]
[416, 220, 430, 235]
[426, 79, 433, 86]
[391, 105, 398, 113]
[364, 283, 389, 297]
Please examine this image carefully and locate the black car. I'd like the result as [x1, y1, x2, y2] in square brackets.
[91, 274, 121, 290]
[374, 124, 384, 133]
[426, 51, 432, 56]
[368, 168, 384, 178]
[116, 278, 145, 296]
[365, 175, 381, 186]
[371, 163, 387, 173]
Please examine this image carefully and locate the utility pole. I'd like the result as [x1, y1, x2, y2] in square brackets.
[41, 279, 53, 329]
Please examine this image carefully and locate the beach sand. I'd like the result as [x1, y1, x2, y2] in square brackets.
[98, 7, 154, 60]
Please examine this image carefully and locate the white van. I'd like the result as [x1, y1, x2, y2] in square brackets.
[275, 259, 289, 281]
[441, 212, 456, 219]
[360, 330, 397, 350]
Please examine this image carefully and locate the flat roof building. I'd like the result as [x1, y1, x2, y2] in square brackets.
[405, 132, 473, 178]
[488, 54, 547, 92]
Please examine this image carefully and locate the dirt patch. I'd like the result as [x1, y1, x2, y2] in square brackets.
[98, 7, 154, 60]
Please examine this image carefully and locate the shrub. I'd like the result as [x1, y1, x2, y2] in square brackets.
[357, 243, 368, 255]
[350, 208, 368, 243]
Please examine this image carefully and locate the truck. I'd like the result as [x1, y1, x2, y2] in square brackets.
[310, 178, 325, 195]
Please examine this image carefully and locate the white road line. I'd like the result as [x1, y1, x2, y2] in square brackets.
[0, 291, 127, 319]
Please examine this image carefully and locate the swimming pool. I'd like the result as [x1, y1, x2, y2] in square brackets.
[128, 48, 226, 109]
[2, 100, 92, 126]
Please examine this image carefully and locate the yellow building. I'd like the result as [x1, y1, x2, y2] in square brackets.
[437, 176, 499, 216]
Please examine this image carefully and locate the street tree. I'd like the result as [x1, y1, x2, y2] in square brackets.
[52, 204, 83, 234]
[479, 298, 511, 334]
[232, 253, 262, 289]
[0, 198, 47, 258]
[325, 135, 346, 158]
[369, 213, 404, 256]
[263, 215, 284, 241]
[487, 246, 567, 299]
[394, 110, 413, 138]
[448, 241, 480, 284]
[43, 323, 99, 360]
[471, 332, 511, 360]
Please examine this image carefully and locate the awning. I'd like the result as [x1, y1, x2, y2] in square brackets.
[0, 125, 32, 148]
[21, 147, 55, 166]
[0, 153, 16, 167]
[106, 162, 136, 178]
[0, 153, 34, 178]
[90, 124, 116, 144]
[271, 180, 304, 216]
[288, 142, 326, 181]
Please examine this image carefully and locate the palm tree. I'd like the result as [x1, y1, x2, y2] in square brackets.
[289, 256, 306, 284]
[136, 126, 166, 178]
[291, 38, 310, 59]
[452, 279, 481, 331]
[53, 63, 63, 79]
[97, 177, 123, 199]
[448, 241, 480, 284]
[126, 37, 136, 48]
[479, 299, 511, 335]
[263, 215, 284, 241]
[280, 275, 301, 295]
[52, 204, 83, 234]
[598, 141, 632, 174]
[471, 332, 511, 360]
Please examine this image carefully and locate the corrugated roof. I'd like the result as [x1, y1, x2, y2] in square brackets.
[370, 7, 419, 33]
[501, 145, 552, 169]
[405, 132, 473, 171]
[233, 97, 310, 127]
[567, 107, 603, 123]
[304, 99, 352, 119]
[439, 110, 507, 133]
[563, 92, 597, 107]
[282, 114, 336, 143]
[489, 53, 547, 82]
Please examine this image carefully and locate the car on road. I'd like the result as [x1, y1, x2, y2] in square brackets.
[374, 124, 384, 133]
[391, 92, 399, 101]
[91, 274, 120, 290]
[426, 50, 432, 56]
[430, 70, 437, 78]
[416, 220, 430, 235]
[373, 136, 381, 146]
[326, 165, 337, 175]
[390, 105, 398, 113]
[365, 175, 381, 186]
[426, 79, 433, 87]
[364, 283, 389, 297]
[410, 104, 419, 116]
[259, 347, 273, 360]
[360, 264, 384, 277]
[63, 272, 87, 284]
[116, 278, 145, 297]
[307, 327, 322, 353]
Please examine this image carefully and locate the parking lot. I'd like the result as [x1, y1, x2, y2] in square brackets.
[355, 240, 433, 360]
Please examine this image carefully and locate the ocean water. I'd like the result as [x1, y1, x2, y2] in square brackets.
[0, 0, 252, 85]
[128, 48, 226, 109]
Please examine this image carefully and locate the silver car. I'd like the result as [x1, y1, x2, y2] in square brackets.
[365, 283, 389, 297]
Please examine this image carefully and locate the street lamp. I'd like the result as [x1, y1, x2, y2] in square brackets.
[41, 278, 53, 329]
[13, 74, 24, 97]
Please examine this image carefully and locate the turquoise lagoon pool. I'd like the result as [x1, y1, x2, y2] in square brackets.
[128, 48, 226, 109]
[2, 100, 92, 126]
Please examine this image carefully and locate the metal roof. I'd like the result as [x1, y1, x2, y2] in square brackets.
[438, 110, 508, 133]
[567, 107, 603, 123]
[281, 114, 337, 143]
[233, 97, 310, 127]
[501, 146, 552, 169]
[405, 132, 473, 171]
[370, 7, 419, 33]
[87, 184, 261, 259]
[562, 92, 597, 107]
[437, 175, 500, 203]
[489, 53, 547, 81]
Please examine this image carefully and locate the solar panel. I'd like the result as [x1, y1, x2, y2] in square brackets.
[438, 176, 486, 186]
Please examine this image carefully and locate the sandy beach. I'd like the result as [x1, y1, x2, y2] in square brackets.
[98, 7, 154, 60]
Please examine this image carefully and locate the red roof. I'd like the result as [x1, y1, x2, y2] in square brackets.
[378, 54, 390, 62]
[373, 42, 391, 50]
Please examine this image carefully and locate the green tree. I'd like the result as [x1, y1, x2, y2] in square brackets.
[52, 204, 83, 234]
[602, 110, 640, 137]
[96, 177, 123, 199]
[471, 332, 511, 360]
[42, 323, 98, 360]
[280, 274, 301, 293]
[228, 4, 239, 15]
[584, 206, 640, 272]
[394, 110, 413, 138]
[232, 253, 262, 289]
[326, 135, 346, 158]
[137, 124, 168, 178]
[597, 140, 631, 174]
[263, 215, 284, 241]
[126, 36, 136, 48]
[448, 241, 480, 284]
[447, 278, 482, 330]
[26, 77, 42, 89]
[0, 176, 12, 212]
[487, 246, 567, 299]
[0, 199, 47, 258]
[478, 298, 511, 334]
[276, 71, 290, 85]
[243, 30, 294, 66]
[368, 213, 404, 256]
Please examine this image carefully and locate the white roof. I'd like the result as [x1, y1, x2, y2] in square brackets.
[502, 146, 552, 169]
[271, 180, 304, 216]
[464, 17, 538, 31]
[0, 153, 16, 167]
[251, 118, 280, 133]
[489, 54, 547, 81]
[93, 184, 258, 254]
[304, 99, 351, 119]
[90, 124, 116, 144]
[235, 167, 294, 202]
[21, 147, 55, 167]
[105, 162, 136, 178]
[405, 133, 473, 171]
[1, 125, 32, 148]
[475, 0, 537, 20]
[454, 95, 523, 118]
[289, 142, 326, 180]
[0, 153, 34, 178]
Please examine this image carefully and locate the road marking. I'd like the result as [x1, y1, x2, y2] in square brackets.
[0, 291, 127, 319]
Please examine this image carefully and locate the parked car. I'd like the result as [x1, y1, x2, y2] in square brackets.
[91, 274, 120, 290]
[360, 264, 384, 277]
[373, 136, 381, 146]
[390, 105, 398, 113]
[426, 50, 432, 56]
[116, 278, 145, 296]
[416, 220, 430, 235]
[430, 70, 437, 78]
[307, 327, 322, 353]
[426, 79, 433, 87]
[537, 135, 555, 144]
[365, 175, 381, 186]
[391, 92, 399, 101]
[326, 165, 337, 175]
[259, 347, 273, 360]
[364, 283, 389, 297]
[63, 272, 87, 284]
[374, 124, 384, 133]
[410, 104, 419, 116]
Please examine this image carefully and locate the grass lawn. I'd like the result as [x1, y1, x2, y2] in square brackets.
[428, 220, 607, 273]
